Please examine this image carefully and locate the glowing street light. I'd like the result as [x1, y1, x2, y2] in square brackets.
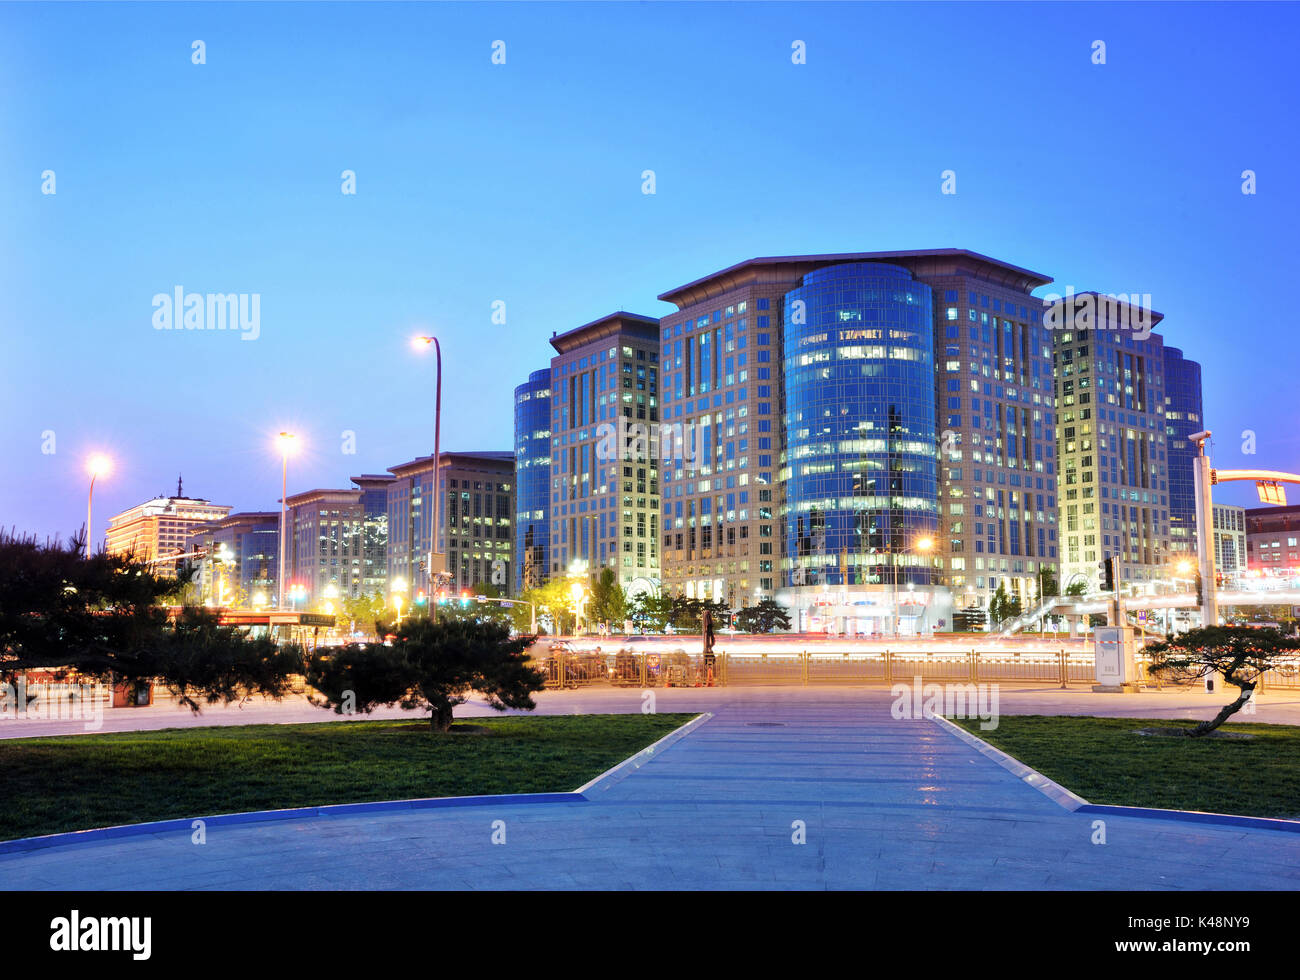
[392, 576, 409, 627]
[891, 532, 936, 638]
[276, 431, 297, 609]
[84, 453, 113, 559]
[411, 335, 444, 592]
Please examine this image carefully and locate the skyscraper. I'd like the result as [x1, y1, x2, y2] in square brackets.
[1163, 346, 1204, 556]
[1050, 293, 1171, 593]
[656, 249, 1058, 628]
[514, 369, 552, 593]
[547, 313, 661, 593]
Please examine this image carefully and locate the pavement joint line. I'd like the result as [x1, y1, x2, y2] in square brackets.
[575, 712, 714, 795]
[929, 711, 1300, 835]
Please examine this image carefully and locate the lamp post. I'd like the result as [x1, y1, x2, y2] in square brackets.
[85, 454, 112, 559]
[569, 580, 589, 636]
[276, 432, 296, 609]
[890, 534, 934, 638]
[411, 336, 444, 595]
[392, 576, 408, 628]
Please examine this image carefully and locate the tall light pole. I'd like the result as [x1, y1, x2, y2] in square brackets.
[412, 336, 444, 594]
[276, 432, 296, 610]
[891, 534, 934, 637]
[84, 454, 112, 559]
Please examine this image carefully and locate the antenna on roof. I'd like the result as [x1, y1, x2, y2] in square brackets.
[176, 474, 183, 498]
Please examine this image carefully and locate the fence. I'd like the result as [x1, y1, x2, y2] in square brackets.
[532, 647, 1300, 691]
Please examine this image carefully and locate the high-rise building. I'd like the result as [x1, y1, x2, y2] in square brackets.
[1212, 503, 1246, 580]
[185, 511, 279, 606]
[547, 313, 660, 592]
[105, 483, 232, 577]
[1050, 293, 1171, 593]
[386, 451, 515, 598]
[1163, 346, 1204, 556]
[514, 368, 552, 593]
[656, 250, 1058, 628]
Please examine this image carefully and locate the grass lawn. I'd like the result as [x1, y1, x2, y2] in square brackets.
[952, 714, 1300, 819]
[0, 713, 696, 842]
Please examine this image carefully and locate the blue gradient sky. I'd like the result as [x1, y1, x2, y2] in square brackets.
[2, 1, 1296, 540]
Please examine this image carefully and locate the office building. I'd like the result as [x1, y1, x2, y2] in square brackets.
[1163, 346, 1204, 555]
[185, 511, 279, 606]
[1050, 293, 1171, 593]
[105, 481, 231, 577]
[1246, 503, 1300, 574]
[547, 313, 661, 593]
[514, 368, 552, 593]
[387, 451, 515, 598]
[1212, 503, 1246, 580]
[656, 249, 1058, 629]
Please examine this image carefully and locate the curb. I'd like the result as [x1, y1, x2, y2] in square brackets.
[928, 712, 1089, 811]
[576, 712, 713, 796]
[931, 712, 1300, 835]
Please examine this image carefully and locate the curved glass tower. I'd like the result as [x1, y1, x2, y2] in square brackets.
[513, 368, 552, 594]
[782, 262, 939, 606]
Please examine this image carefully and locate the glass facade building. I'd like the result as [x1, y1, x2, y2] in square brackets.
[514, 368, 553, 593]
[1163, 346, 1203, 556]
[782, 263, 939, 591]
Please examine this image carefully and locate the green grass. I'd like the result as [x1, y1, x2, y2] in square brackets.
[952, 714, 1300, 819]
[0, 713, 696, 842]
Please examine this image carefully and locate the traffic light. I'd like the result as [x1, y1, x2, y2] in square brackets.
[1099, 556, 1114, 592]
[436, 591, 448, 605]
[460, 590, 471, 608]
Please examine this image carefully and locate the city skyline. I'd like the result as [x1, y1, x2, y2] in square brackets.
[4, 2, 1297, 540]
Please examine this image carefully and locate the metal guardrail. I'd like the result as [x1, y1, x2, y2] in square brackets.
[530, 648, 1300, 691]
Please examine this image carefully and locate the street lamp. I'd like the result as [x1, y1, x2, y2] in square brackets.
[411, 335, 444, 593]
[276, 431, 296, 609]
[891, 533, 934, 638]
[392, 576, 408, 627]
[569, 580, 589, 636]
[84, 453, 112, 559]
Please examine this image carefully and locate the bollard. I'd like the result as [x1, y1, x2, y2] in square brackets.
[1059, 648, 1067, 689]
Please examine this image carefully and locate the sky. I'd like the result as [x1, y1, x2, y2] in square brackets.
[2, 1, 1297, 541]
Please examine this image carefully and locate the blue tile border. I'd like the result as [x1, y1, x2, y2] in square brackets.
[0, 792, 584, 856]
[930, 711, 1300, 835]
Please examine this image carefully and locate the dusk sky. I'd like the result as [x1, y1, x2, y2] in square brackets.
[3, 1, 1296, 541]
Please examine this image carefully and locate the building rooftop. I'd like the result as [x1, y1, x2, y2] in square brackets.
[657, 249, 1054, 309]
[387, 451, 515, 477]
[549, 311, 660, 354]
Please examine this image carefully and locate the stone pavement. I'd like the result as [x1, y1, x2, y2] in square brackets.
[5, 680, 1300, 739]
[3, 687, 1299, 890]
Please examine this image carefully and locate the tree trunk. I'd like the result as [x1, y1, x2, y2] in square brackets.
[429, 702, 454, 732]
[1188, 681, 1254, 737]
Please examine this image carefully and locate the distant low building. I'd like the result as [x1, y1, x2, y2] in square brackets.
[185, 511, 280, 606]
[1245, 503, 1300, 574]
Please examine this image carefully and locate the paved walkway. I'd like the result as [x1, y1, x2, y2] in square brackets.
[3, 687, 1299, 889]
[5, 681, 1300, 739]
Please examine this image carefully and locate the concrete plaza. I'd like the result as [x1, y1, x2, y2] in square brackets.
[2, 686, 1299, 890]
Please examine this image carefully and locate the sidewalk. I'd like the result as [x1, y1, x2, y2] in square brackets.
[3, 687, 1299, 889]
